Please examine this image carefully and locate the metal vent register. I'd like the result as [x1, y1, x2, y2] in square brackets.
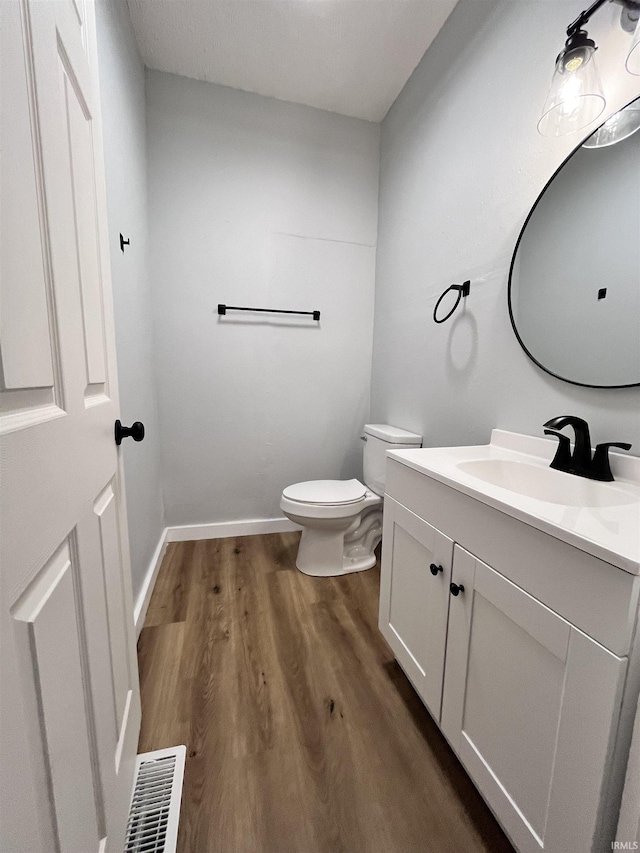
[124, 746, 186, 853]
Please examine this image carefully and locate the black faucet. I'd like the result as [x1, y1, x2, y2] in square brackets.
[542, 416, 631, 482]
[544, 416, 592, 476]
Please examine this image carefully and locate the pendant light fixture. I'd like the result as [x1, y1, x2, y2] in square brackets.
[538, 0, 640, 137]
[538, 1, 608, 137]
[538, 28, 606, 136]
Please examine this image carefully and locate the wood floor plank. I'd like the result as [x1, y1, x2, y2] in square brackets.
[138, 532, 514, 853]
[137, 621, 189, 750]
[144, 541, 194, 626]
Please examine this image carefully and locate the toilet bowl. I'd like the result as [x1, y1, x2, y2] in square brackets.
[280, 424, 422, 577]
[281, 479, 383, 576]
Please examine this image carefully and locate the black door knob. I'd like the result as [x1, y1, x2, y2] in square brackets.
[429, 563, 443, 576]
[450, 582, 465, 596]
[115, 420, 145, 445]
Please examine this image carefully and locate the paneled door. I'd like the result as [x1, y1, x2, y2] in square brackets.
[441, 546, 627, 853]
[1, 2, 141, 851]
[379, 497, 453, 720]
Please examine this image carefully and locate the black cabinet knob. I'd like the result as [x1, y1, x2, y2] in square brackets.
[115, 420, 145, 445]
[450, 582, 465, 596]
[429, 563, 443, 576]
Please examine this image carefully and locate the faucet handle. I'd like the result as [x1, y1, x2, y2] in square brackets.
[590, 442, 632, 482]
[544, 429, 573, 472]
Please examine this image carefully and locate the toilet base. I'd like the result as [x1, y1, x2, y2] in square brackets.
[292, 504, 382, 577]
[296, 548, 377, 577]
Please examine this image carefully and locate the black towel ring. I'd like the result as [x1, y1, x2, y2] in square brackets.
[433, 280, 470, 324]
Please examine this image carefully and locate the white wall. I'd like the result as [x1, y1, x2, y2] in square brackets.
[146, 71, 380, 526]
[96, 0, 164, 599]
[371, 0, 640, 451]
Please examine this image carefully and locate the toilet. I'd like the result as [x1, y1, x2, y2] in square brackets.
[280, 424, 422, 577]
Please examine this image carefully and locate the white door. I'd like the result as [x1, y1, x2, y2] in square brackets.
[378, 497, 453, 719]
[441, 546, 627, 853]
[1, 1, 141, 851]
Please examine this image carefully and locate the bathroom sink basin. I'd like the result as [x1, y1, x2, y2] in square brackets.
[385, 430, 640, 574]
[456, 458, 636, 508]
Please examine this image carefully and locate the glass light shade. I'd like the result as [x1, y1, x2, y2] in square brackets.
[538, 46, 606, 137]
[582, 101, 640, 148]
[627, 16, 640, 75]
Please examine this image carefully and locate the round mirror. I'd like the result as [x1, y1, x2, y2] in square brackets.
[508, 96, 640, 389]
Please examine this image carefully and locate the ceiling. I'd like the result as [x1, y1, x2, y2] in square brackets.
[126, 0, 458, 122]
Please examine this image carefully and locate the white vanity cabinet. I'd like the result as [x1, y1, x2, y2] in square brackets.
[379, 456, 639, 853]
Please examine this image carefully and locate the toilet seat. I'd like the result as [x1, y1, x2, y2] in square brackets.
[281, 479, 380, 521]
[282, 479, 366, 506]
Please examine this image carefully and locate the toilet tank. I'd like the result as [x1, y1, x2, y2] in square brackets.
[362, 424, 422, 495]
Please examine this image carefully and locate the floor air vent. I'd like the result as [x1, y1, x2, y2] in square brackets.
[124, 745, 186, 853]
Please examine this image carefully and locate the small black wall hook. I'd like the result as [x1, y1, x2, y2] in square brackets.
[120, 233, 130, 253]
[433, 280, 470, 324]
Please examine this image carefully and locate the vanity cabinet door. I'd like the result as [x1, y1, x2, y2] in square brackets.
[379, 497, 453, 720]
[441, 546, 627, 853]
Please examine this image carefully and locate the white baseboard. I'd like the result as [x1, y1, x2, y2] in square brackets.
[134, 528, 169, 638]
[165, 516, 300, 543]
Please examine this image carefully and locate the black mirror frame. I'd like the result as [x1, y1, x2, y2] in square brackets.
[507, 94, 640, 390]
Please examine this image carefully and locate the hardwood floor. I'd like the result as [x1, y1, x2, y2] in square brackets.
[138, 533, 514, 853]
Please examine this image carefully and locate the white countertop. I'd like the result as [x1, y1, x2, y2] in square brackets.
[387, 430, 640, 575]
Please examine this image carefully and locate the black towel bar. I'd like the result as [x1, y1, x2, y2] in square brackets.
[218, 304, 320, 321]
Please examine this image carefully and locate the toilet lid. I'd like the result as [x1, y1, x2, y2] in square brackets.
[283, 479, 367, 505]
